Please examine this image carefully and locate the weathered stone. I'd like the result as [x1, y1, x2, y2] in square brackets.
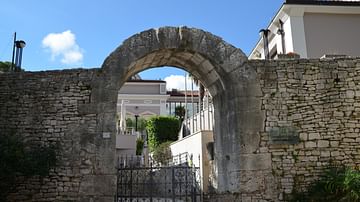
[305, 141, 317, 148]
[317, 140, 330, 148]
[2, 27, 360, 202]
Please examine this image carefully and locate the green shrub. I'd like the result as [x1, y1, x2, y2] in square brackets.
[136, 138, 145, 155]
[0, 132, 58, 200]
[152, 141, 172, 165]
[126, 118, 133, 128]
[0, 61, 12, 72]
[146, 116, 180, 151]
[290, 166, 360, 202]
[126, 117, 147, 131]
[137, 118, 148, 131]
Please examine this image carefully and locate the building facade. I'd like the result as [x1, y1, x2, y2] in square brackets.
[249, 0, 360, 59]
[166, 88, 200, 118]
[117, 80, 168, 120]
[116, 80, 169, 157]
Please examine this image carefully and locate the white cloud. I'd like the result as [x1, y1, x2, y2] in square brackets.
[61, 50, 83, 64]
[164, 75, 199, 91]
[42, 30, 83, 65]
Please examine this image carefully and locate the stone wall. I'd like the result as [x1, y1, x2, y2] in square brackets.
[252, 57, 360, 200]
[0, 69, 107, 201]
[2, 56, 360, 201]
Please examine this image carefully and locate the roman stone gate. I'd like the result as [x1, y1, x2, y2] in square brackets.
[2, 26, 359, 202]
[94, 26, 269, 200]
[0, 26, 274, 201]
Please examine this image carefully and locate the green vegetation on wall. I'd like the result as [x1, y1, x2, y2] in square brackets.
[0, 132, 58, 200]
[290, 166, 360, 202]
[0, 61, 24, 72]
[0, 61, 12, 72]
[146, 116, 180, 152]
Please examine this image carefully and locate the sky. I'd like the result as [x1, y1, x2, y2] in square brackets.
[0, 0, 284, 89]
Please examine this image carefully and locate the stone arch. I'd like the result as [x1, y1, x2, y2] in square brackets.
[91, 26, 267, 198]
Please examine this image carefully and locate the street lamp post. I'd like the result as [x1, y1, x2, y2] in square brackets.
[135, 115, 139, 132]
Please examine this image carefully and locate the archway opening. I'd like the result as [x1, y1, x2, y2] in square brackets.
[94, 27, 262, 198]
[115, 66, 216, 193]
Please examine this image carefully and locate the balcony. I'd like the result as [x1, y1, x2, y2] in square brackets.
[116, 127, 137, 149]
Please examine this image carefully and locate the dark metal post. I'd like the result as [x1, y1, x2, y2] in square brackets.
[150, 170, 154, 202]
[134, 115, 139, 131]
[129, 169, 133, 199]
[11, 32, 16, 71]
[172, 167, 176, 201]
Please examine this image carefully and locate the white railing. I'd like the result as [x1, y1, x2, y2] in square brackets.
[182, 104, 214, 137]
[118, 127, 136, 135]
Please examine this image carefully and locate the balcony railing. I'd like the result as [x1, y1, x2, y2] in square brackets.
[182, 104, 214, 137]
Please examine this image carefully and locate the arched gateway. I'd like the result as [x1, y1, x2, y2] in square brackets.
[91, 26, 270, 200]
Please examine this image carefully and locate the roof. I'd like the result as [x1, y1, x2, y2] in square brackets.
[285, 0, 360, 6]
[167, 89, 199, 97]
[126, 79, 166, 83]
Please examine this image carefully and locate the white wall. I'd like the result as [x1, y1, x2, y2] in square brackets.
[288, 15, 308, 58]
[170, 131, 214, 192]
[304, 13, 360, 58]
[116, 133, 136, 150]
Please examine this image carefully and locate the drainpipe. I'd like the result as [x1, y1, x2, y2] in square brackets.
[277, 19, 286, 54]
[259, 29, 270, 59]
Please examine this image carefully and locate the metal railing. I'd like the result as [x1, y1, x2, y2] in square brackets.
[116, 165, 201, 202]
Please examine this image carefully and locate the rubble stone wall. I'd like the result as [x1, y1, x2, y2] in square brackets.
[1, 27, 360, 202]
[0, 69, 112, 201]
[252, 57, 360, 201]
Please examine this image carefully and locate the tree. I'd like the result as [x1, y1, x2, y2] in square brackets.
[189, 74, 205, 110]
[175, 105, 186, 122]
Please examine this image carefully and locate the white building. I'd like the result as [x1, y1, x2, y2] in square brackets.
[116, 79, 169, 157]
[249, 0, 360, 59]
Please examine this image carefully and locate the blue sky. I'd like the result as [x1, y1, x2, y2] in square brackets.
[0, 0, 283, 86]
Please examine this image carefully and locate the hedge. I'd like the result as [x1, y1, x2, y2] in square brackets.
[146, 116, 180, 151]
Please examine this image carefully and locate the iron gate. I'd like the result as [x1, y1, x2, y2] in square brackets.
[116, 166, 202, 202]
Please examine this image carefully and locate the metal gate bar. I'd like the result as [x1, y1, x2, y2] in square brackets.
[116, 166, 201, 202]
